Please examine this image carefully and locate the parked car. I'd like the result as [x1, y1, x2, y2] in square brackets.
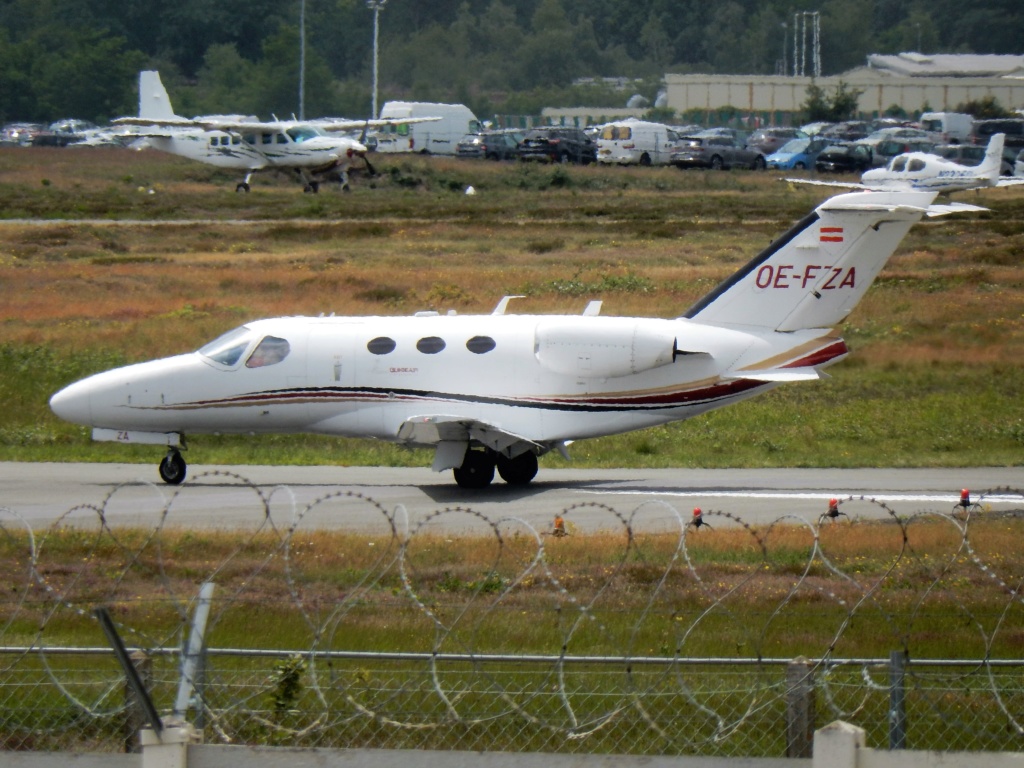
[863, 139, 935, 169]
[814, 142, 873, 173]
[517, 127, 597, 164]
[671, 133, 766, 170]
[596, 119, 684, 166]
[971, 118, 1024, 151]
[818, 121, 871, 142]
[765, 137, 836, 170]
[455, 130, 522, 161]
[0, 122, 45, 146]
[935, 143, 1017, 176]
[745, 127, 807, 156]
[33, 119, 100, 147]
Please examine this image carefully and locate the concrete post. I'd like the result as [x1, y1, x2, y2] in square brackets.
[786, 657, 816, 758]
[813, 720, 865, 768]
[140, 725, 201, 768]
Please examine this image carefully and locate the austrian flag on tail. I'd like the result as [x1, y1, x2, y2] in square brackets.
[820, 226, 844, 243]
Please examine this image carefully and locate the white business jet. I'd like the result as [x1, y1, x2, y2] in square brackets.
[113, 71, 438, 192]
[789, 133, 1024, 194]
[50, 189, 973, 488]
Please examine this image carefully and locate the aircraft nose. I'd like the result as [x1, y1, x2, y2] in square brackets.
[49, 379, 93, 425]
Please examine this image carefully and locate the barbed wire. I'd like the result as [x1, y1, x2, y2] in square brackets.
[1, 473, 1023, 754]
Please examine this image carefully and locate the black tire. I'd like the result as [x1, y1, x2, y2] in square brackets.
[158, 452, 187, 485]
[453, 450, 495, 489]
[639, 153, 652, 167]
[752, 155, 766, 170]
[794, 161, 806, 170]
[496, 452, 538, 486]
[710, 155, 724, 170]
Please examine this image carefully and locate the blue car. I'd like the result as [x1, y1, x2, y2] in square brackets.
[766, 138, 835, 170]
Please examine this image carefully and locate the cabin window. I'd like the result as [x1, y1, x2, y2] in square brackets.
[892, 157, 907, 172]
[261, 133, 273, 145]
[416, 336, 445, 354]
[246, 336, 291, 368]
[276, 133, 288, 144]
[231, 135, 240, 145]
[243, 133, 256, 145]
[199, 326, 255, 367]
[466, 336, 496, 354]
[908, 158, 926, 172]
[367, 337, 396, 355]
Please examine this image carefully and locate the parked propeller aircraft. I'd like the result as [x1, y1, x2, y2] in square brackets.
[113, 71, 438, 192]
[789, 133, 1024, 194]
[50, 189, 978, 488]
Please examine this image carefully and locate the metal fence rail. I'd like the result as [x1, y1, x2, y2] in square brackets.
[1, 475, 1024, 755]
[3, 648, 1024, 755]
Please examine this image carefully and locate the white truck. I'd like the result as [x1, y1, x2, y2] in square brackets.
[919, 112, 974, 144]
[596, 119, 683, 166]
[373, 101, 481, 155]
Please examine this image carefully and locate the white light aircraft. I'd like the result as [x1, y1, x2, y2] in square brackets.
[50, 189, 975, 488]
[113, 71, 438, 192]
[788, 133, 1024, 194]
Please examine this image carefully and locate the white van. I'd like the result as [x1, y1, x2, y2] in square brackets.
[919, 112, 974, 144]
[374, 101, 481, 155]
[596, 119, 683, 166]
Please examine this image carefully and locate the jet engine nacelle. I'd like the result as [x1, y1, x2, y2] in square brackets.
[534, 318, 677, 378]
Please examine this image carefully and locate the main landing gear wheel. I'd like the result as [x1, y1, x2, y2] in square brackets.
[303, 182, 320, 193]
[453, 450, 495, 489]
[158, 451, 187, 485]
[496, 452, 538, 485]
[235, 182, 250, 193]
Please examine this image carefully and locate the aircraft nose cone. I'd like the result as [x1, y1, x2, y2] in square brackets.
[49, 380, 93, 425]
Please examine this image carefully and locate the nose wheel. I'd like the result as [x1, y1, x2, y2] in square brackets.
[158, 450, 187, 485]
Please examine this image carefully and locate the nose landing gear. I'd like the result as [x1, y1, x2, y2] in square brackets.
[158, 449, 187, 485]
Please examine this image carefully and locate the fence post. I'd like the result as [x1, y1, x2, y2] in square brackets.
[889, 650, 907, 749]
[124, 650, 152, 754]
[786, 657, 816, 758]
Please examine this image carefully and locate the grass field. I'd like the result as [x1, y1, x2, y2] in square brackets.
[1, 145, 1023, 470]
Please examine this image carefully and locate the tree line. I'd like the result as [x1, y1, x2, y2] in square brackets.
[1, 0, 1021, 124]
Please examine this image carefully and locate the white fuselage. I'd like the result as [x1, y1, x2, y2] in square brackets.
[147, 128, 364, 173]
[49, 313, 843, 450]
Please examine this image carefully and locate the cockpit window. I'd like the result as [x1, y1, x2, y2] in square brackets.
[287, 127, 320, 143]
[198, 326, 254, 366]
[908, 158, 926, 172]
[892, 157, 907, 172]
[246, 336, 291, 368]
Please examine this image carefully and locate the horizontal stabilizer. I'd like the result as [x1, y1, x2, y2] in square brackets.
[726, 367, 826, 382]
[926, 202, 990, 216]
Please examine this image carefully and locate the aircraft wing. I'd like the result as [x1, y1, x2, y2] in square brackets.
[996, 178, 1024, 187]
[113, 116, 203, 129]
[310, 116, 442, 133]
[397, 415, 546, 471]
[783, 177, 868, 190]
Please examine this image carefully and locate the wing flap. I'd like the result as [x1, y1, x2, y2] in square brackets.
[398, 416, 546, 471]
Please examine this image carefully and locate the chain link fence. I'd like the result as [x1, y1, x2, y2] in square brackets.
[2, 474, 1024, 755]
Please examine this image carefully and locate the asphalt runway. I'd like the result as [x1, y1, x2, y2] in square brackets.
[2, 462, 1022, 535]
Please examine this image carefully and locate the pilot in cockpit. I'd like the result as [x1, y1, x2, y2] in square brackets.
[245, 336, 291, 368]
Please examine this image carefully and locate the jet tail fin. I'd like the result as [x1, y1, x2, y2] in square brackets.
[139, 71, 178, 121]
[978, 132, 1005, 185]
[683, 190, 940, 332]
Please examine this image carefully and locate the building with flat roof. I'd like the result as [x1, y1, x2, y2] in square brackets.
[663, 53, 1024, 122]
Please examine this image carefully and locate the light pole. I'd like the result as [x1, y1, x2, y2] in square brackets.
[367, 0, 387, 118]
[299, 0, 306, 119]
